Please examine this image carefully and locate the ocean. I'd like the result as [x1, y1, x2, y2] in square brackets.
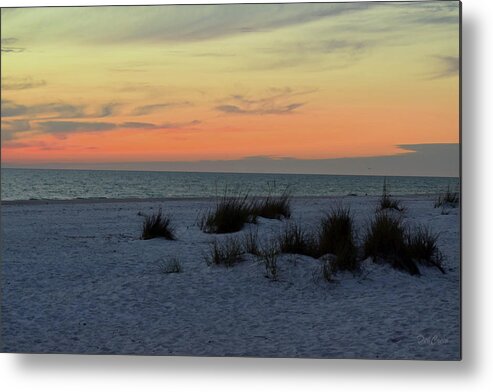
[0, 168, 459, 201]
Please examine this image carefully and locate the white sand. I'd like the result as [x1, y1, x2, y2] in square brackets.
[0, 195, 460, 359]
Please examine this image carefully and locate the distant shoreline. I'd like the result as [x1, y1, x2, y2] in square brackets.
[0, 194, 441, 206]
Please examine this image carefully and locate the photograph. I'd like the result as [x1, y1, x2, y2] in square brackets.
[1, 0, 460, 360]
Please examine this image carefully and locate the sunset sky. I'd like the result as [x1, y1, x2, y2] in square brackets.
[1, 1, 460, 176]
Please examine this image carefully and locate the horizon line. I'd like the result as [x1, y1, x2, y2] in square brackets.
[1, 165, 460, 179]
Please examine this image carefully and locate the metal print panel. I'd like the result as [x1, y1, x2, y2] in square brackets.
[0, 1, 461, 359]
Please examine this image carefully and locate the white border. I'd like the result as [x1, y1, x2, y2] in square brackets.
[2, 0, 492, 391]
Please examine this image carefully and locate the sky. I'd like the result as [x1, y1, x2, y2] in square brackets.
[1, 1, 460, 176]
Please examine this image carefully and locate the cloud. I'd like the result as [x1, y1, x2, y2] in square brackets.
[2, 3, 372, 46]
[94, 103, 120, 117]
[0, 37, 25, 53]
[1, 140, 66, 150]
[427, 55, 459, 79]
[1, 119, 31, 133]
[272, 39, 373, 56]
[399, 2, 459, 27]
[216, 88, 312, 115]
[37, 121, 117, 135]
[2, 77, 46, 90]
[1, 120, 33, 144]
[1, 99, 123, 119]
[157, 120, 201, 129]
[1, 100, 27, 117]
[121, 120, 201, 130]
[252, 38, 374, 71]
[120, 121, 157, 129]
[216, 103, 303, 115]
[34, 119, 201, 138]
[1, 38, 18, 45]
[1, 99, 85, 118]
[132, 102, 191, 116]
[25, 143, 458, 177]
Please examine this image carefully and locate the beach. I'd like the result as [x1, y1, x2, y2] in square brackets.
[1, 195, 460, 359]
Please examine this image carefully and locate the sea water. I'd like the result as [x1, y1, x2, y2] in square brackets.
[1, 168, 459, 201]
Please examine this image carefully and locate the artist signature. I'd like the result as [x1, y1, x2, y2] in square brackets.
[416, 335, 449, 345]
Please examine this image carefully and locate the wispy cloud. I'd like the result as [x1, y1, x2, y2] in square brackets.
[2, 77, 46, 90]
[216, 88, 313, 115]
[120, 120, 201, 130]
[132, 102, 192, 116]
[253, 38, 374, 71]
[1, 99, 86, 119]
[2, 3, 373, 46]
[34, 119, 201, 138]
[94, 103, 120, 117]
[0, 37, 25, 53]
[216, 103, 303, 115]
[426, 55, 459, 79]
[1, 100, 27, 117]
[1, 140, 66, 151]
[120, 121, 157, 129]
[1, 119, 31, 133]
[1, 99, 120, 119]
[38, 121, 117, 135]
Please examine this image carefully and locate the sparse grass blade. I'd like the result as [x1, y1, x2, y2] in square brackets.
[435, 184, 459, 208]
[377, 178, 404, 212]
[205, 236, 244, 267]
[277, 222, 318, 258]
[159, 258, 183, 274]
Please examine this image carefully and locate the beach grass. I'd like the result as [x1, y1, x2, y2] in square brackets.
[141, 208, 175, 240]
[200, 194, 256, 234]
[435, 184, 459, 208]
[251, 192, 292, 220]
[206, 236, 244, 267]
[364, 212, 420, 275]
[260, 244, 280, 281]
[159, 258, 183, 274]
[277, 222, 319, 257]
[377, 178, 404, 212]
[406, 226, 445, 273]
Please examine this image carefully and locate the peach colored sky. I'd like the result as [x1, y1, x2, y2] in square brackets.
[1, 2, 459, 173]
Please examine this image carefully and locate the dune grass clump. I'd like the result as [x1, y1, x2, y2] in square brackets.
[318, 207, 353, 253]
[378, 179, 404, 212]
[435, 184, 459, 208]
[277, 223, 318, 257]
[331, 243, 359, 274]
[260, 244, 280, 281]
[364, 212, 420, 276]
[200, 194, 255, 234]
[205, 236, 244, 267]
[317, 206, 359, 274]
[406, 226, 445, 273]
[251, 192, 292, 220]
[159, 258, 183, 274]
[141, 209, 175, 240]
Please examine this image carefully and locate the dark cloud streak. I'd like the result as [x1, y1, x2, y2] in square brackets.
[2, 77, 47, 90]
[132, 102, 192, 116]
[216, 88, 311, 115]
[427, 56, 459, 79]
[216, 103, 303, 115]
